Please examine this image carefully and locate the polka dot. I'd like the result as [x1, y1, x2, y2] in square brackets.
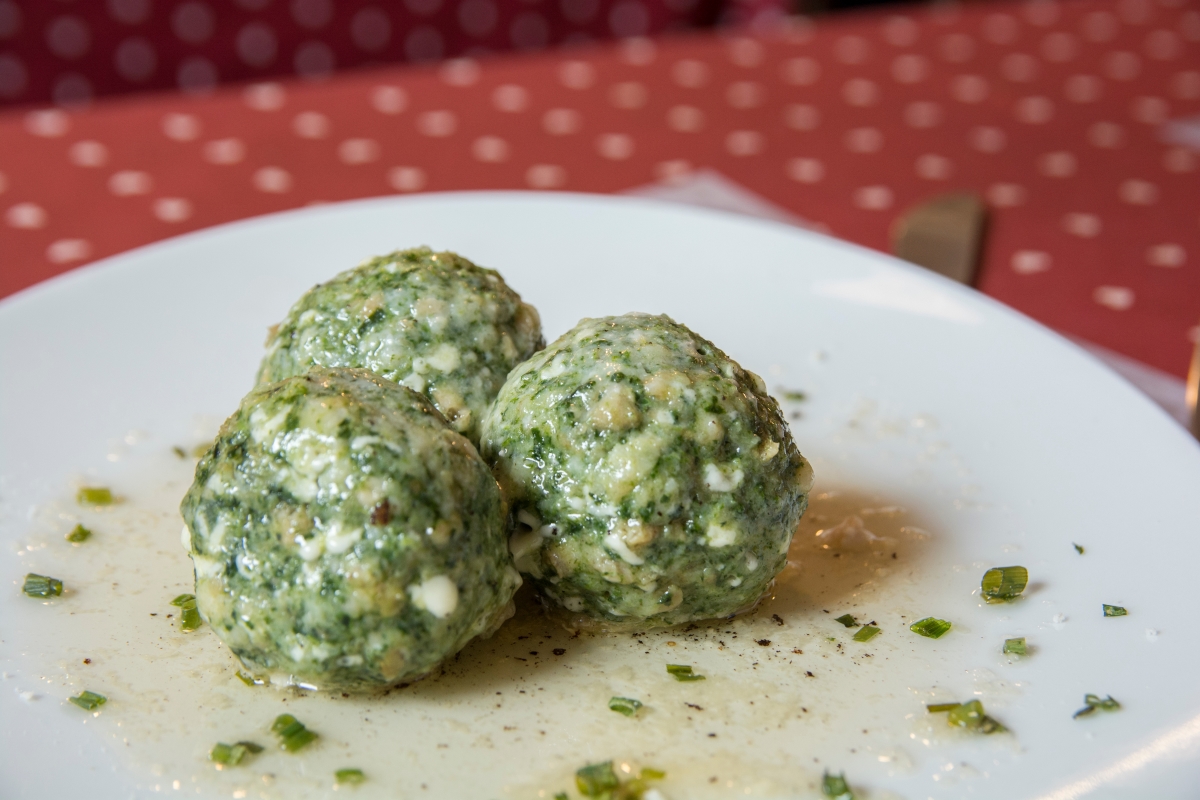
[904, 101, 942, 128]
[153, 197, 192, 222]
[1146, 242, 1185, 267]
[1163, 146, 1196, 173]
[1093, 285, 1134, 310]
[1182, 10, 1200, 41]
[6, 202, 47, 229]
[842, 78, 878, 106]
[1088, 121, 1125, 147]
[987, 183, 1026, 206]
[292, 0, 333, 29]
[471, 135, 508, 163]
[526, 164, 566, 189]
[726, 130, 764, 157]
[915, 154, 952, 180]
[854, 185, 893, 210]
[254, 166, 293, 193]
[1011, 250, 1052, 273]
[543, 108, 581, 135]
[177, 57, 218, 93]
[46, 16, 90, 60]
[845, 127, 883, 153]
[597, 133, 634, 160]
[405, 26, 443, 62]
[1131, 96, 1168, 123]
[1119, 178, 1158, 204]
[726, 81, 764, 109]
[1015, 96, 1054, 123]
[1024, 0, 1061, 27]
[109, 0, 151, 25]
[204, 138, 246, 164]
[53, 74, 92, 108]
[294, 41, 335, 79]
[610, 3, 649, 39]
[161, 113, 200, 141]
[786, 157, 825, 183]
[672, 59, 708, 88]
[939, 33, 975, 62]
[350, 7, 391, 52]
[244, 82, 285, 111]
[983, 13, 1019, 44]
[173, 2, 215, 44]
[620, 37, 656, 66]
[562, 0, 599, 24]
[1105, 51, 1141, 80]
[610, 81, 648, 109]
[25, 109, 69, 137]
[971, 126, 1007, 153]
[952, 75, 989, 103]
[458, 0, 497, 37]
[1064, 74, 1102, 103]
[667, 105, 704, 132]
[46, 238, 91, 263]
[388, 166, 426, 192]
[1063, 212, 1102, 237]
[511, 13, 549, 50]
[237, 22, 278, 68]
[440, 58, 480, 87]
[1001, 54, 1038, 82]
[883, 15, 919, 46]
[891, 54, 929, 84]
[405, 0, 441, 16]
[835, 35, 869, 65]
[1172, 71, 1200, 100]
[728, 38, 764, 68]
[559, 60, 595, 90]
[784, 104, 820, 131]
[114, 37, 156, 82]
[293, 111, 329, 139]
[655, 159, 693, 184]
[1118, 0, 1151, 25]
[372, 85, 407, 115]
[1041, 32, 1078, 61]
[1145, 29, 1181, 59]
[1082, 11, 1119, 42]
[492, 84, 528, 112]
[109, 170, 153, 195]
[1039, 151, 1077, 177]
[417, 110, 457, 137]
[339, 138, 380, 164]
[781, 57, 820, 86]
[69, 140, 108, 167]
[0, 54, 26, 99]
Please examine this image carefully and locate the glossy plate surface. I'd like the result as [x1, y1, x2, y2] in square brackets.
[2, 193, 1198, 800]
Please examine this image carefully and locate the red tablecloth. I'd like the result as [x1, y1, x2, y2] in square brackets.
[2, 0, 1198, 376]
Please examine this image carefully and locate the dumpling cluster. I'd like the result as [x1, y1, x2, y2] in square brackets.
[182, 248, 813, 692]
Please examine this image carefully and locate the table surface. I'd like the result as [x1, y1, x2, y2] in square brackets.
[2, 0, 1198, 376]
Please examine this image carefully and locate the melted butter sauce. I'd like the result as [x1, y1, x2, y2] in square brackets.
[3, 408, 1020, 800]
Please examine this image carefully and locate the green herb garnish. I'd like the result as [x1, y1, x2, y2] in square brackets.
[608, 696, 643, 716]
[666, 664, 705, 681]
[76, 487, 113, 506]
[66, 524, 92, 543]
[172, 446, 187, 459]
[834, 614, 857, 628]
[170, 593, 195, 606]
[1103, 604, 1127, 617]
[926, 702, 961, 713]
[236, 670, 266, 686]
[781, 390, 808, 402]
[852, 625, 881, 642]
[171, 593, 203, 631]
[1073, 543, 1085, 554]
[272, 713, 318, 752]
[1002, 637, 1027, 656]
[928, 700, 1006, 733]
[1073, 694, 1121, 719]
[639, 768, 665, 780]
[210, 741, 263, 767]
[334, 768, 366, 785]
[23, 573, 63, 598]
[575, 761, 620, 797]
[981, 566, 1029, 603]
[910, 617, 951, 638]
[554, 794, 568, 800]
[69, 690, 107, 710]
[821, 770, 854, 799]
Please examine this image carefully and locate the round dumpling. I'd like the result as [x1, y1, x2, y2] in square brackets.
[257, 247, 543, 445]
[180, 368, 521, 691]
[480, 313, 813, 628]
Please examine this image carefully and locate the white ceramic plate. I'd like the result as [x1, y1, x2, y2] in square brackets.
[2, 193, 1199, 800]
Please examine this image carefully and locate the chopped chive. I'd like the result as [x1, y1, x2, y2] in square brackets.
[910, 617, 952, 639]
[608, 696, 643, 716]
[237, 741, 264, 754]
[210, 741, 260, 767]
[980, 566, 1029, 604]
[1073, 543, 1085, 555]
[334, 768, 366, 786]
[666, 664, 705, 681]
[554, 794, 568, 800]
[821, 771, 854, 799]
[834, 614, 857, 628]
[69, 690, 107, 710]
[172, 446, 187, 459]
[66, 524, 92, 543]
[236, 670, 266, 686]
[576, 761, 620, 797]
[781, 390, 808, 402]
[171, 593, 203, 631]
[1002, 637, 1027, 656]
[852, 625, 881, 642]
[945, 699, 1007, 733]
[22, 573, 63, 598]
[272, 714, 318, 752]
[926, 702, 961, 713]
[640, 768, 666, 780]
[170, 593, 196, 606]
[1103, 604, 1127, 617]
[76, 487, 114, 506]
[1074, 694, 1120, 719]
